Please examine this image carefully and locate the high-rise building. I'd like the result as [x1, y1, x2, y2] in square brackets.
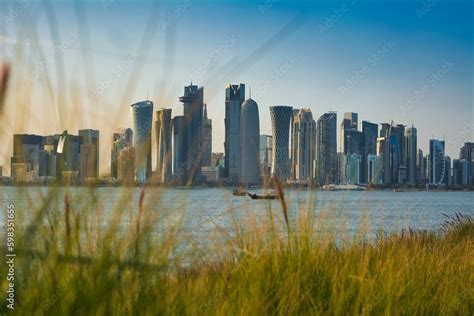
[240, 98, 260, 185]
[361, 121, 378, 184]
[224, 83, 245, 182]
[259, 135, 272, 176]
[79, 129, 99, 180]
[117, 147, 135, 184]
[379, 122, 405, 184]
[316, 112, 337, 185]
[55, 131, 80, 182]
[367, 154, 383, 185]
[460, 159, 471, 186]
[154, 109, 172, 183]
[270, 105, 293, 181]
[377, 136, 391, 185]
[404, 126, 417, 185]
[179, 84, 204, 183]
[131, 100, 154, 183]
[11, 134, 43, 182]
[111, 128, 133, 179]
[345, 153, 362, 184]
[292, 109, 316, 184]
[459, 142, 474, 186]
[201, 104, 212, 167]
[429, 139, 446, 185]
[340, 112, 358, 153]
[172, 116, 186, 178]
[417, 149, 425, 182]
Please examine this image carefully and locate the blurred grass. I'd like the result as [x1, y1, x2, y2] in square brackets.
[0, 187, 472, 315]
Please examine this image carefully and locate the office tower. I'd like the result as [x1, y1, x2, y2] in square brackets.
[445, 156, 452, 186]
[452, 159, 461, 186]
[40, 144, 57, 178]
[172, 116, 186, 177]
[201, 104, 212, 167]
[270, 105, 293, 181]
[79, 129, 99, 181]
[337, 152, 346, 184]
[345, 153, 362, 184]
[404, 126, 417, 185]
[361, 121, 378, 184]
[240, 98, 260, 185]
[117, 147, 135, 184]
[377, 136, 391, 185]
[131, 100, 154, 183]
[316, 112, 337, 185]
[380, 122, 405, 184]
[429, 139, 446, 185]
[54, 131, 80, 183]
[154, 109, 172, 183]
[179, 84, 204, 182]
[224, 83, 245, 182]
[417, 149, 425, 182]
[292, 109, 316, 184]
[340, 112, 358, 153]
[10, 134, 43, 182]
[367, 154, 383, 185]
[259, 135, 272, 176]
[460, 159, 470, 186]
[111, 128, 133, 179]
[459, 142, 474, 186]
[290, 108, 300, 179]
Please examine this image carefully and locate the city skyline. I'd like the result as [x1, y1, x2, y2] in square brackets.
[0, 0, 472, 175]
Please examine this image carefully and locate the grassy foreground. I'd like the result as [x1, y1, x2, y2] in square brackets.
[1, 188, 473, 315]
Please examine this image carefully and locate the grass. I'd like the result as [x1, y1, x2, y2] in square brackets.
[0, 187, 473, 315]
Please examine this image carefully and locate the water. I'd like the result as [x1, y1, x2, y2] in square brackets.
[1, 187, 474, 246]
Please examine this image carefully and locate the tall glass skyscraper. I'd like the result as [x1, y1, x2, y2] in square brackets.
[361, 121, 378, 184]
[292, 109, 316, 184]
[240, 98, 260, 185]
[154, 109, 172, 183]
[404, 126, 417, 185]
[429, 139, 446, 185]
[316, 112, 337, 185]
[224, 84, 245, 182]
[270, 105, 293, 181]
[131, 100, 153, 183]
[179, 84, 204, 183]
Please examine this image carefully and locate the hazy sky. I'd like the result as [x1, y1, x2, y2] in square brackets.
[0, 0, 472, 174]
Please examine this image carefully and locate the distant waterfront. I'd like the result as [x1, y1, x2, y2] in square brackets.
[2, 187, 473, 246]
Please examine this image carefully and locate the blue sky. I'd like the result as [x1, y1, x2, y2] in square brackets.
[0, 0, 472, 173]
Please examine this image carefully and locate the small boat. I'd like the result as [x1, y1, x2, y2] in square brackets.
[233, 189, 247, 196]
[247, 192, 277, 200]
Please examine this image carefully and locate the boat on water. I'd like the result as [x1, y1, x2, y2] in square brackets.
[247, 192, 277, 200]
[322, 184, 365, 191]
[232, 189, 247, 196]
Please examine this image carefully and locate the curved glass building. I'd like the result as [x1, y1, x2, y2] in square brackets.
[270, 105, 293, 181]
[131, 100, 153, 183]
[240, 98, 260, 185]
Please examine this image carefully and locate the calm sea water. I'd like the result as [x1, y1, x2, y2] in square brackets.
[1, 187, 474, 245]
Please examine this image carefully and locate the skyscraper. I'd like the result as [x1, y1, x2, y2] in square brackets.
[316, 112, 337, 185]
[154, 109, 172, 183]
[131, 100, 153, 183]
[240, 98, 260, 185]
[111, 128, 133, 179]
[201, 104, 212, 167]
[459, 142, 474, 186]
[377, 136, 391, 185]
[361, 121, 378, 184]
[429, 139, 446, 185]
[224, 83, 245, 182]
[179, 84, 204, 183]
[172, 116, 186, 178]
[340, 112, 358, 153]
[404, 126, 417, 185]
[259, 135, 272, 176]
[11, 134, 43, 182]
[270, 105, 293, 181]
[292, 109, 316, 184]
[79, 129, 99, 181]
